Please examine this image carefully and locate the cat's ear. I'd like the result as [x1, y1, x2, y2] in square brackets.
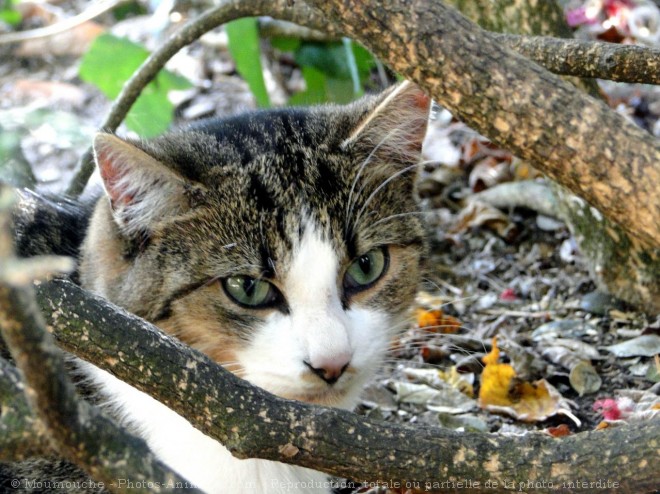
[342, 81, 431, 165]
[93, 133, 197, 236]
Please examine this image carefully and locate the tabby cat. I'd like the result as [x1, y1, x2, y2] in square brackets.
[8, 81, 430, 493]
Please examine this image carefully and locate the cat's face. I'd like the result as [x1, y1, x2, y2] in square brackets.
[80, 83, 430, 409]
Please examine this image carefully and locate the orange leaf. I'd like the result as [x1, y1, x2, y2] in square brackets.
[546, 424, 572, 437]
[416, 308, 461, 334]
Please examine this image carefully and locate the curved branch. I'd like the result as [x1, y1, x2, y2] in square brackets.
[20, 278, 659, 492]
[65, 0, 333, 196]
[496, 34, 660, 85]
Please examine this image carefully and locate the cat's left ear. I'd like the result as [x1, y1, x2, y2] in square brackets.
[342, 81, 431, 166]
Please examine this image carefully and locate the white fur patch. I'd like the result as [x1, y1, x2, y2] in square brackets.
[237, 220, 392, 410]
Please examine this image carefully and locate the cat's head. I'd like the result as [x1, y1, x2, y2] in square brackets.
[80, 82, 430, 409]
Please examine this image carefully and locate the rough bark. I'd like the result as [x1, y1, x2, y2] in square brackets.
[0, 357, 51, 461]
[0, 278, 654, 493]
[445, 0, 660, 312]
[493, 34, 660, 85]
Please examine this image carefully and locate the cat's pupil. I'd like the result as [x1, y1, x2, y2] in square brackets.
[243, 278, 256, 297]
[358, 255, 371, 274]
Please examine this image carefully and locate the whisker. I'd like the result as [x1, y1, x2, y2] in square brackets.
[344, 128, 405, 235]
[370, 210, 432, 229]
[352, 159, 437, 234]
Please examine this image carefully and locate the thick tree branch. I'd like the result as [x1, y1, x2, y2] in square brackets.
[0, 186, 199, 494]
[0, 277, 649, 492]
[301, 0, 660, 247]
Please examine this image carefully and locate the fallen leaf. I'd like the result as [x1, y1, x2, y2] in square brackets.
[404, 366, 474, 397]
[500, 288, 517, 302]
[546, 424, 572, 437]
[450, 200, 514, 239]
[478, 337, 579, 424]
[604, 334, 660, 357]
[415, 308, 461, 334]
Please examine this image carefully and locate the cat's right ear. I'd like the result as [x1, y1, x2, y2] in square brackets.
[93, 133, 196, 236]
[341, 81, 431, 167]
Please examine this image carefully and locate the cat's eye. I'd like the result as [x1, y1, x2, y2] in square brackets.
[343, 247, 388, 293]
[222, 276, 281, 308]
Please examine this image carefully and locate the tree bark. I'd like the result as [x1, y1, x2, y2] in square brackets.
[0, 278, 654, 493]
[440, 0, 660, 313]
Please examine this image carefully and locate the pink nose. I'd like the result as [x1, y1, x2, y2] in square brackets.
[304, 355, 351, 385]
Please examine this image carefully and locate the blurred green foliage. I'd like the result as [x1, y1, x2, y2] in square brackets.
[0, 0, 21, 26]
[226, 18, 271, 107]
[79, 34, 192, 137]
[229, 18, 380, 106]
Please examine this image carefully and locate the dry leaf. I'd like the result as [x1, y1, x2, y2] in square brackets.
[546, 424, 572, 437]
[416, 308, 461, 333]
[478, 337, 579, 424]
[450, 200, 514, 239]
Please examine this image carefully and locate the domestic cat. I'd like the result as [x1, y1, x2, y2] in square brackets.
[7, 81, 431, 493]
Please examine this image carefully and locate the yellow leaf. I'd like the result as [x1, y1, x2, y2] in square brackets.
[478, 337, 578, 424]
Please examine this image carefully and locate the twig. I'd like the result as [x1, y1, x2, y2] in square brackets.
[470, 180, 561, 219]
[0, 0, 127, 45]
[65, 0, 333, 196]
[0, 184, 201, 494]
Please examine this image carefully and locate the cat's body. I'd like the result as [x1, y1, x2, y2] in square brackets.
[5, 82, 430, 493]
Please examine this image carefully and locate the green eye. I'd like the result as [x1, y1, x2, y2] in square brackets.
[344, 247, 388, 293]
[223, 276, 280, 308]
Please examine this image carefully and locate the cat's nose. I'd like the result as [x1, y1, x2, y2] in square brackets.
[304, 355, 351, 385]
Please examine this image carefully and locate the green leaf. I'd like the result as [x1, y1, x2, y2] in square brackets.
[289, 66, 328, 106]
[0, 8, 20, 26]
[226, 18, 270, 108]
[79, 34, 192, 137]
[295, 42, 350, 80]
[342, 38, 361, 96]
[270, 36, 301, 52]
[0, 0, 20, 25]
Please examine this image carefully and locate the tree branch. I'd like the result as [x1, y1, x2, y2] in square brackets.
[496, 34, 660, 85]
[0, 356, 51, 461]
[2, 277, 649, 492]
